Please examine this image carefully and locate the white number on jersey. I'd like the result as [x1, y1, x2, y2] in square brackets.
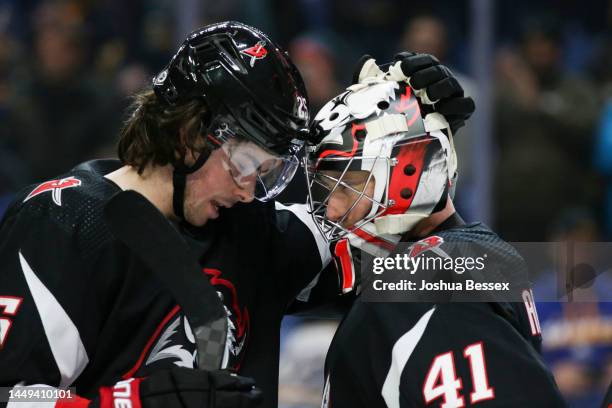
[0, 296, 23, 347]
[423, 351, 465, 407]
[423, 342, 495, 407]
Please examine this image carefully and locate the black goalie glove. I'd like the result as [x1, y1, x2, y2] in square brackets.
[351, 52, 475, 135]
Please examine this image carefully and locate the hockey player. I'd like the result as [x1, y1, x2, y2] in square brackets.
[0, 21, 316, 408]
[0, 20, 475, 408]
[305, 61, 567, 407]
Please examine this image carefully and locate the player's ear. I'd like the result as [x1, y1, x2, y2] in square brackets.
[176, 127, 194, 166]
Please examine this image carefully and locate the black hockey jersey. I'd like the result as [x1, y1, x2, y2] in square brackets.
[0, 160, 329, 407]
[322, 215, 566, 407]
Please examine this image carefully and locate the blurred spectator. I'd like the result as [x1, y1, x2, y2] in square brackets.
[534, 208, 612, 407]
[591, 0, 612, 240]
[289, 34, 341, 114]
[494, 15, 600, 241]
[277, 33, 343, 204]
[399, 13, 448, 60]
[3, 0, 119, 183]
[138, 6, 177, 71]
[398, 13, 479, 221]
[279, 321, 338, 408]
[330, 0, 406, 61]
[0, 3, 29, 214]
[114, 64, 150, 99]
[594, 100, 612, 239]
[0, 148, 28, 218]
[587, 0, 612, 97]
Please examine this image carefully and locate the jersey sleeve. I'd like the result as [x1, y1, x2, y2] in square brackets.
[0, 202, 115, 391]
[268, 202, 332, 306]
[286, 240, 359, 318]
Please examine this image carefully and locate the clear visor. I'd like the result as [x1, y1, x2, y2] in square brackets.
[222, 140, 300, 202]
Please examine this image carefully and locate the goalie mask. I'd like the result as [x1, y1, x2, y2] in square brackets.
[305, 80, 457, 241]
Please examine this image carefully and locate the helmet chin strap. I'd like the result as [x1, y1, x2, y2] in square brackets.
[172, 150, 211, 221]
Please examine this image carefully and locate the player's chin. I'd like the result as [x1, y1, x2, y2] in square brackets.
[342, 209, 370, 229]
[341, 220, 357, 229]
[342, 216, 365, 230]
[185, 203, 218, 226]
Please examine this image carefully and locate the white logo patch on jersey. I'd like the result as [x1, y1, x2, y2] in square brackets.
[146, 315, 197, 368]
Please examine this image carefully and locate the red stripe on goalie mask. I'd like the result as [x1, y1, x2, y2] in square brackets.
[317, 123, 363, 161]
[395, 86, 421, 128]
[381, 139, 431, 216]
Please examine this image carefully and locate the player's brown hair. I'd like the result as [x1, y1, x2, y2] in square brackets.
[117, 89, 209, 173]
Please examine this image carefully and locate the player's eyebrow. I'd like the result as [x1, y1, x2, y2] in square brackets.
[342, 172, 370, 184]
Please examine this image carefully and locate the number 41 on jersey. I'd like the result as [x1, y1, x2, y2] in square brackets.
[423, 342, 495, 407]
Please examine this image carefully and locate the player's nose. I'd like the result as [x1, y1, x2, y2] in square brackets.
[235, 187, 255, 203]
[234, 176, 256, 203]
[326, 192, 348, 222]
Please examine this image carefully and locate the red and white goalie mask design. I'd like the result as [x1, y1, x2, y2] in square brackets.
[305, 79, 457, 241]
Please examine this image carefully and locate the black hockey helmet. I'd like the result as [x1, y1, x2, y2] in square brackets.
[153, 21, 310, 156]
[152, 21, 310, 217]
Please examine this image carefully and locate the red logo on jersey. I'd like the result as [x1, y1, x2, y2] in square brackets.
[203, 268, 250, 369]
[408, 236, 444, 258]
[240, 42, 267, 67]
[24, 177, 82, 206]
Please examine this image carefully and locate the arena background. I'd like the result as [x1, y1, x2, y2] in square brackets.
[0, 0, 610, 406]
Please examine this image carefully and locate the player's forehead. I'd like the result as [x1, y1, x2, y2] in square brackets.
[225, 138, 262, 152]
[224, 138, 276, 160]
[320, 170, 371, 184]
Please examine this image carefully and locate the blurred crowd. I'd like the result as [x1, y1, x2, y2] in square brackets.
[3, 0, 612, 241]
[1, 0, 611, 406]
